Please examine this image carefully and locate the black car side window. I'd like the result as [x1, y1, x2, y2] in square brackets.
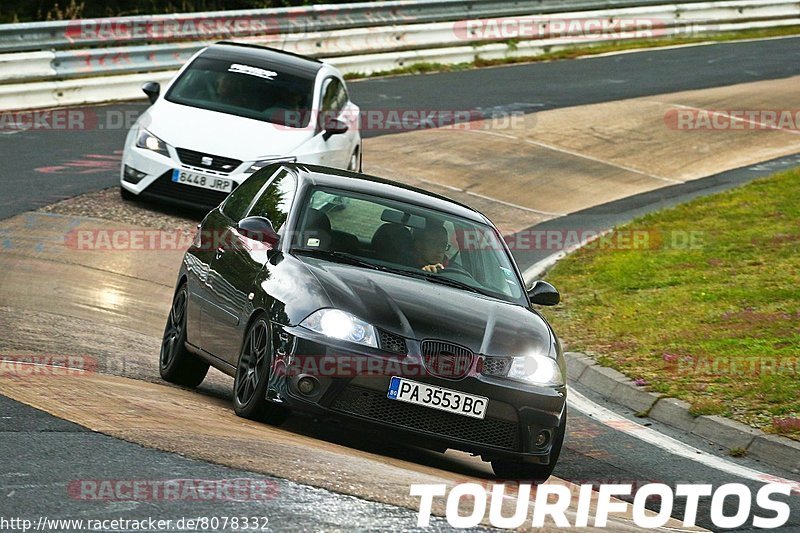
[247, 170, 297, 231]
[220, 167, 279, 221]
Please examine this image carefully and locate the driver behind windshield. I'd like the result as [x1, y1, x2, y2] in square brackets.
[215, 74, 249, 108]
[412, 223, 450, 273]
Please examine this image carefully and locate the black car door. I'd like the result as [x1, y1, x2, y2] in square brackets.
[195, 166, 277, 361]
[201, 168, 298, 365]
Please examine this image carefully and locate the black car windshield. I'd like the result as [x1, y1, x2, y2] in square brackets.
[291, 187, 527, 305]
[165, 56, 315, 128]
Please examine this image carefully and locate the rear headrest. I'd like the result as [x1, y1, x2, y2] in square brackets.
[380, 209, 425, 229]
[306, 208, 331, 233]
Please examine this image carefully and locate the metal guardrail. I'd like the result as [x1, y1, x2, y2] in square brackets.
[0, 0, 716, 53]
[0, 0, 797, 110]
[12, 0, 800, 82]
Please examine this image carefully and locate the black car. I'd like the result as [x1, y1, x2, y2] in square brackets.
[160, 163, 567, 480]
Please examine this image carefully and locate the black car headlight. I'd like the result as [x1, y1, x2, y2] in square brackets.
[507, 353, 565, 386]
[245, 156, 297, 174]
[300, 309, 377, 348]
[135, 128, 170, 157]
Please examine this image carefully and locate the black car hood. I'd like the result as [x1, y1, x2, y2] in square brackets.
[297, 256, 553, 357]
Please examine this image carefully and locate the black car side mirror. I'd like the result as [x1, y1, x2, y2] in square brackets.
[142, 82, 160, 105]
[527, 280, 560, 306]
[238, 216, 279, 250]
[322, 117, 348, 140]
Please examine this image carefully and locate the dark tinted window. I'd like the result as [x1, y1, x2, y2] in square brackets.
[165, 56, 315, 127]
[247, 170, 297, 230]
[220, 168, 277, 221]
[321, 77, 348, 114]
[293, 187, 526, 305]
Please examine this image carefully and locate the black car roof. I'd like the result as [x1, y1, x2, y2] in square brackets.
[201, 41, 324, 79]
[289, 164, 492, 226]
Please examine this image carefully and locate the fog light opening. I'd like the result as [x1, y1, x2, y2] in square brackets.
[297, 376, 318, 396]
[534, 430, 551, 448]
[123, 165, 147, 184]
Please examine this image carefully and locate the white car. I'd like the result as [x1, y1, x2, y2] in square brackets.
[120, 41, 361, 209]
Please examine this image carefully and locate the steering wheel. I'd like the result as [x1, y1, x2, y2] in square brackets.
[441, 265, 474, 279]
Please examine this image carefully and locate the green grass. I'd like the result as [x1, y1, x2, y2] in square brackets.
[541, 168, 800, 441]
[344, 26, 800, 80]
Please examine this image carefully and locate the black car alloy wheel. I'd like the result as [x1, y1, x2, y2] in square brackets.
[233, 315, 289, 425]
[160, 284, 209, 387]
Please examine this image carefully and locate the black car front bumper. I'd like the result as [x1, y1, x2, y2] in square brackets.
[272, 325, 567, 464]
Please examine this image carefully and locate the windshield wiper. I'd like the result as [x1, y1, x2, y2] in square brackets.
[418, 272, 491, 297]
[294, 248, 388, 271]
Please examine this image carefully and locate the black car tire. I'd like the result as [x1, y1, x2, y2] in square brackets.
[159, 284, 209, 387]
[120, 186, 138, 202]
[233, 315, 289, 425]
[491, 410, 567, 482]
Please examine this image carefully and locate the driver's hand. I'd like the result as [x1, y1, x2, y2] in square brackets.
[422, 263, 445, 273]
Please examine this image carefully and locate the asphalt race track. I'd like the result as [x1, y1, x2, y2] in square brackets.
[2, 36, 800, 220]
[2, 37, 800, 531]
[1, 397, 461, 531]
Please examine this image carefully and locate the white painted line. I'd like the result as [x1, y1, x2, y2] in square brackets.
[523, 251, 567, 285]
[464, 190, 565, 217]
[522, 229, 615, 284]
[413, 176, 565, 217]
[568, 389, 800, 494]
[414, 176, 467, 193]
[469, 129, 682, 184]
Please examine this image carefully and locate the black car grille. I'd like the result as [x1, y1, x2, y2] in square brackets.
[421, 340, 474, 380]
[143, 170, 234, 209]
[481, 356, 512, 377]
[332, 385, 520, 451]
[378, 330, 407, 355]
[176, 148, 242, 173]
